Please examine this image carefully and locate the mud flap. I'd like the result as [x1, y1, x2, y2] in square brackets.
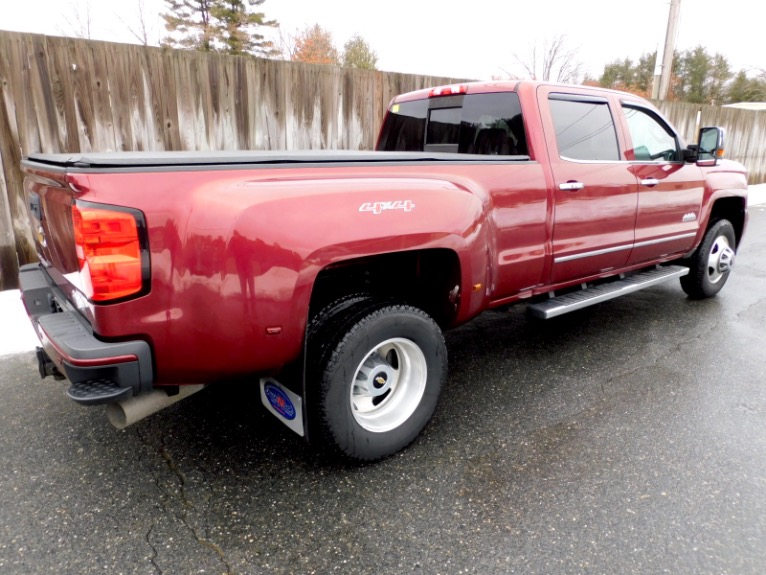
[260, 377, 305, 437]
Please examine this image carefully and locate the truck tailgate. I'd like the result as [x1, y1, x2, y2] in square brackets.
[23, 163, 81, 304]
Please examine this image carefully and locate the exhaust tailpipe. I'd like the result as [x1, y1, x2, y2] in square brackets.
[106, 385, 206, 429]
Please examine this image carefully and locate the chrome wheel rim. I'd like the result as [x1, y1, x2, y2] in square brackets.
[707, 235, 735, 284]
[350, 338, 427, 433]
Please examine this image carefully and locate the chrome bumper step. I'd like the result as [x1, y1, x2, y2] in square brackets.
[527, 265, 689, 319]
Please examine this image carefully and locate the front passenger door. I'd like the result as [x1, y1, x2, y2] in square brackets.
[621, 104, 705, 265]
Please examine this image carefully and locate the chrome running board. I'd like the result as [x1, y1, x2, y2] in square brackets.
[527, 265, 689, 320]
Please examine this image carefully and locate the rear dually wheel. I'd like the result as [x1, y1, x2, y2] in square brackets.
[308, 303, 447, 461]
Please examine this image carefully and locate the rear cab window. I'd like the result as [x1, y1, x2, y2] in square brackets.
[377, 91, 528, 156]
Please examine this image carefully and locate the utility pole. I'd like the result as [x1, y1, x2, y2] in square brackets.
[652, 0, 682, 100]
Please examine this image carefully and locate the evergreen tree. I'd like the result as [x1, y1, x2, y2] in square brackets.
[163, 0, 216, 51]
[708, 54, 731, 105]
[600, 58, 637, 89]
[633, 52, 657, 95]
[726, 71, 766, 103]
[163, 0, 277, 56]
[668, 46, 732, 104]
[211, 0, 278, 57]
[599, 52, 656, 98]
[600, 47, 738, 104]
[675, 46, 713, 103]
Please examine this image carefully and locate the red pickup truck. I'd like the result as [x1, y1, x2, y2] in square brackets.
[19, 81, 748, 460]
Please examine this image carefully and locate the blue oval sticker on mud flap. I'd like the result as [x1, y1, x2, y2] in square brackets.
[264, 383, 296, 421]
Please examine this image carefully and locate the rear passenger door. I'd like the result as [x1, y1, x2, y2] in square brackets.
[377, 89, 549, 298]
[537, 87, 638, 284]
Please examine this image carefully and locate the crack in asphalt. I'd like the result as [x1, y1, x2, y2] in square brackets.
[136, 428, 235, 575]
[734, 293, 766, 321]
[134, 427, 168, 575]
[598, 319, 717, 393]
[146, 523, 161, 575]
[156, 437, 236, 575]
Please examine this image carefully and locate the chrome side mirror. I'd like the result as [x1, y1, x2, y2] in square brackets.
[697, 126, 725, 166]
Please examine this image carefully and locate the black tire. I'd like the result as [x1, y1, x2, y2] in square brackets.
[306, 294, 374, 355]
[680, 219, 737, 299]
[308, 304, 447, 461]
[306, 294, 383, 386]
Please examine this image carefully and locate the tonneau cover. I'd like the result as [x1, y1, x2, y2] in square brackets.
[24, 150, 530, 169]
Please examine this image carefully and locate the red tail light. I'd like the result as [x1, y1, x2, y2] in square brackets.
[72, 204, 146, 302]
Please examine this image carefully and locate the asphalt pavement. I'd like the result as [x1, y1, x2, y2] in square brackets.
[1, 207, 765, 575]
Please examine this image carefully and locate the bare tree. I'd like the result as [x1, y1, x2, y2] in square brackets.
[510, 34, 583, 83]
[60, 0, 94, 39]
[118, 0, 161, 46]
[273, 27, 300, 60]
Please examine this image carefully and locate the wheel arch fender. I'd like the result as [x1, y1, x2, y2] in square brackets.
[699, 193, 748, 249]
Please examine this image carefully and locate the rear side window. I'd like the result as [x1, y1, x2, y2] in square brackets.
[377, 92, 528, 156]
[377, 99, 428, 151]
[549, 96, 619, 161]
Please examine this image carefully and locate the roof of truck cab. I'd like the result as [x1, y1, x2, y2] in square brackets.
[392, 80, 521, 103]
[391, 80, 653, 105]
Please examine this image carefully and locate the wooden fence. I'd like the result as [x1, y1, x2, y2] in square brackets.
[654, 100, 766, 180]
[1, 30, 765, 290]
[0, 31, 462, 290]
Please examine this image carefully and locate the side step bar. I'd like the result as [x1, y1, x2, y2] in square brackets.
[527, 265, 689, 319]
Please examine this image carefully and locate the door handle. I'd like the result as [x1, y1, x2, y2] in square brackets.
[640, 178, 660, 187]
[559, 181, 585, 192]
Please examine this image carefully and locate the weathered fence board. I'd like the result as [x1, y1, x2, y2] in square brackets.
[1, 30, 765, 291]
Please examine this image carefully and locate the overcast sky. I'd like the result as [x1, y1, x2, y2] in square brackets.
[2, 0, 765, 81]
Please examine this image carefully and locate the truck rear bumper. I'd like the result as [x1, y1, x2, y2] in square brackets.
[19, 264, 154, 405]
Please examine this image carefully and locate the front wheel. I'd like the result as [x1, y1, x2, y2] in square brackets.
[680, 219, 737, 299]
[310, 304, 447, 461]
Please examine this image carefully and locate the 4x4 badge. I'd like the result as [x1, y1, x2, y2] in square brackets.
[359, 200, 416, 215]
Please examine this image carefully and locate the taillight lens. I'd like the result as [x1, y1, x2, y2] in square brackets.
[72, 204, 145, 302]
